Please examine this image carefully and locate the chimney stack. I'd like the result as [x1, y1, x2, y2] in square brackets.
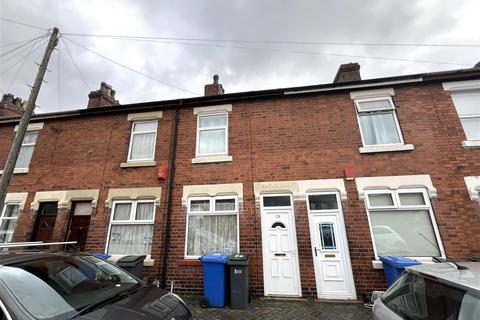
[87, 82, 120, 109]
[333, 63, 361, 83]
[0, 93, 25, 117]
[204, 75, 225, 96]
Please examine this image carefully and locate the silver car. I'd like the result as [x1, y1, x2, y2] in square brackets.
[373, 262, 480, 320]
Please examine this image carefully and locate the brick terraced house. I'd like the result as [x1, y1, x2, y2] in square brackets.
[1, 63, 479, 301]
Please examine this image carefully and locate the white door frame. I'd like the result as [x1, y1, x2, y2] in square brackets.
[307, 191, 357, 300]
[260, 193, 302, 297]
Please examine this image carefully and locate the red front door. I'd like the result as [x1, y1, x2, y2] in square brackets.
[67, 216, 91, 251]
[32, 202, 58, 242]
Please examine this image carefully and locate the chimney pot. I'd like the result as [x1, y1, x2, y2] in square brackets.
[333, 62, 361, 83]
[204, 74, 225, 96]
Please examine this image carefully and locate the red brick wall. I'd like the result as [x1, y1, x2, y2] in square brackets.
[1, 81, 479, 300]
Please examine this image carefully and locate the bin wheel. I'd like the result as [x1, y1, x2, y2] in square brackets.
[199, 296, 209, 309]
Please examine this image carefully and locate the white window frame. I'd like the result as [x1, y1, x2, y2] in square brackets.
[105, 199, 156, 259]
[15, 130, 39, 170]
[127, 120, 158, 162]
[0, 202, 21, 243]
[364, 188, 445, 261]
[195, 112, 229, 157]
[354, 97, 405, 147]
[451, 90, 480, 144]
[184, 195, 239, 259]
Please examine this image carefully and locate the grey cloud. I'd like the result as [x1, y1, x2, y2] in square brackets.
[1, 0, 479, 114]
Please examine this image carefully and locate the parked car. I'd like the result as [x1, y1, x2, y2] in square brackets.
[0, 251, 192, 320]
[373, 262, 480, 320]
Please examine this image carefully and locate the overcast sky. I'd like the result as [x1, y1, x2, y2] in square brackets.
[1, 0, 479, 114]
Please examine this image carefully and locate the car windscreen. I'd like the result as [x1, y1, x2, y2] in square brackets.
[0, 255, 138, 319]
[381, 271, 480, 320]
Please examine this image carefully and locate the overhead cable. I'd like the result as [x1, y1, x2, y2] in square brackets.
[62, 35, 200, 95]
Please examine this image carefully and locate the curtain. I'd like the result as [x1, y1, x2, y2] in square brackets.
[215, 199, 235, 211]
[135, 202, 154, 220]
[130, 132, 155, 160]
[359, 112, 401, 145]
[199, 114, 227, 128]
[190, 200, 210, 212]
[107, 224, 153, 255]
[460, 118, 480, 140]
[187, 214, 237, 256]
[15, 145, 35, 168]
[398, 193, 425, 206]
[113, 203, 131, 220]
[370, 210, 440, 257]
[198, 129, 226, 155]
[369, 194, 394, 206]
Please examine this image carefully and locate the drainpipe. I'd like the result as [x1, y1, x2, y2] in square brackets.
[160, 100, 181, 288]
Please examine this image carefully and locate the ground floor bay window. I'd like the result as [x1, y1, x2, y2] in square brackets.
[106, 200, 155, 257]
[364, 189, 444, 259]
[185, 196, 239, 258]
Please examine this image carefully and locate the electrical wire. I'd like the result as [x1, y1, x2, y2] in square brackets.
[6, 37, 41, 92]
[62, 35, 200, 95]
[0, 38, 49, 76]
[62, 32, 480, 48]
[0, 39, 43, 69]
[62, 33, 471, 67]
[0, 36, 46, 49]
[61, 36, 91, 91]
[0, 33, 48, 59]
[0, 17, 48, 31]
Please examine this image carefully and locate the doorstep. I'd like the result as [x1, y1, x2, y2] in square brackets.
[315, 298, 363, 304]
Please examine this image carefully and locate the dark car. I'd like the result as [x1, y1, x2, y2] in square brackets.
[0, 252, 192, 320]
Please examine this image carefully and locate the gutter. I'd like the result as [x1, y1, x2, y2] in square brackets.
[159, 99, 181, 288]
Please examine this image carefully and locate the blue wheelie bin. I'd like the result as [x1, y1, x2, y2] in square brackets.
[199, 253, 230, 308]
[379, 256, 421, 286]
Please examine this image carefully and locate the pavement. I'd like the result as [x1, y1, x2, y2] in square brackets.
[184, 296, 373, 320]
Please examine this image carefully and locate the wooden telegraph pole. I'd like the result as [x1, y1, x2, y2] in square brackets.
[0, 27, 59, 215]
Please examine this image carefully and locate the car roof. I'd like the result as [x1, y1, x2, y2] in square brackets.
[0, 251, 86, 265]
[406, 262, 480, 293]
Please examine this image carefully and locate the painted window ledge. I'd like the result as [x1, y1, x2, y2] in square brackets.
[372, 257, 434, 269]
[359, 144, 414, 154]
[0, 168, 29, 175]
[462, 140, 480, 149]
[120, 161, 156, 168]
[107, 257, 155, 267]
[191, 155, 233, 164]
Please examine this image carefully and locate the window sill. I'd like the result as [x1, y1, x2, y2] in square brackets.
[191, 155, 233, 164]
[0, 168, 29, 175]
[107, 256, 155, 267]
[178, 259, 202, 266]
[120, 161, 156, 168]
[372, 257, 435, 269]
[359, 144, 414, 154]
[462, 140, 480, 149]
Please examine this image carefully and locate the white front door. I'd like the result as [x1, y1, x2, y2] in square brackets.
[307, 192, 356, 299]
[261, 195, 301, 297]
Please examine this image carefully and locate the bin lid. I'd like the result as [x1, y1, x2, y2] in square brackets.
[199, 253, 230, 264]
[379, 256, 421, 267]
[228, 253, 250, 265]
[117, 255, 147, 264]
